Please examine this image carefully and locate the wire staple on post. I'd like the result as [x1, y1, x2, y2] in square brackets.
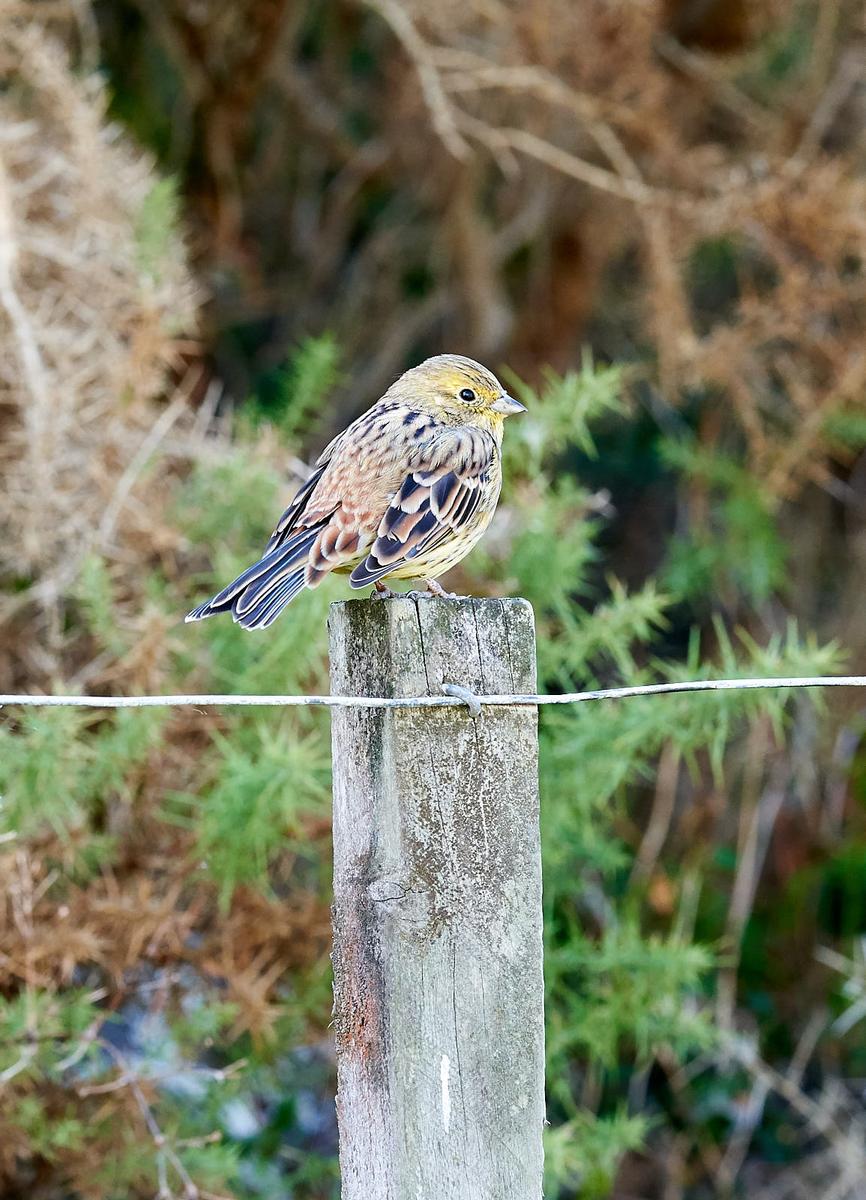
[441, 682, 483, 718]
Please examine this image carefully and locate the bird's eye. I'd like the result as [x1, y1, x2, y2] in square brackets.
[459, 388, 476, 403]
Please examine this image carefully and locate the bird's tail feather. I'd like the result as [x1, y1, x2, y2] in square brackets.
[185, 527, 321, 630]
[232, 567, 309, 630]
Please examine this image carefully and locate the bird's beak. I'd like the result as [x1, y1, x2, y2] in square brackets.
[491, 393, 526, 416]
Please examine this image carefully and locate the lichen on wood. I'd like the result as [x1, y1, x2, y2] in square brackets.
[329, 595, 544, 1199]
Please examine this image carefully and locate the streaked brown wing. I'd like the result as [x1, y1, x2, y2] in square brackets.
[349, 430, 495, 587]
[263, 461, 332, 554]
[263, 401, 407, 554]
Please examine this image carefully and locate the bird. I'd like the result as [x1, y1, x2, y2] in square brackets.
[185, 354, 526, 630]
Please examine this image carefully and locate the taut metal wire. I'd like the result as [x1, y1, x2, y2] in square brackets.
[1, 676, 866, 714]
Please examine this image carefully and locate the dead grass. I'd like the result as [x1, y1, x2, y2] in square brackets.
[0, 15, 199, 682]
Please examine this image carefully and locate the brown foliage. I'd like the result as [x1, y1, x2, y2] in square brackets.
[0, 14, 198, 683]
[0, 15, 331, 1194]
[95, 0, 866, 498]
[4, 2, 866, 1196]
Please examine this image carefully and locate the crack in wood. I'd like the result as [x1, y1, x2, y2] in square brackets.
[329, 596, 544, 1199]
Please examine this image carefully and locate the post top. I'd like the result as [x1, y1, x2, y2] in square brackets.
[329, 593, 534, 615]
[328, 593, 536, 697]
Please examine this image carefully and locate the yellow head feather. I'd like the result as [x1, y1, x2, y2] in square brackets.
[384, 354, 524, 429]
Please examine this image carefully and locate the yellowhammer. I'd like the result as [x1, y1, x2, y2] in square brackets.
[186, 354, 525, 630]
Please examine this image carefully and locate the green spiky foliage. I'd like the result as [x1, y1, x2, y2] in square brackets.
[0, 351, 850, 1199]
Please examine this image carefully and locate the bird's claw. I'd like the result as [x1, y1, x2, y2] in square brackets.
[371, 580, 462, 601]
[424, 579, 459, 599]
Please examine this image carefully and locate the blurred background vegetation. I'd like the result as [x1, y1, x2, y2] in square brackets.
[2, 0, 866, 1196]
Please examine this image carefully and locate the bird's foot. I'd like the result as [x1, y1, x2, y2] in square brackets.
[371, 581, 397, 599]
[424, 578, 459, 599]
[389, 580, 464, 600]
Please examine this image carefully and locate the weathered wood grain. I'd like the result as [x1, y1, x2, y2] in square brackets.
[328, 595, 544, 1200]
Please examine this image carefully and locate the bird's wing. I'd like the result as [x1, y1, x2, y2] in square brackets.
[263, 402, 410, 553]
[348, 426, 497, 587]
[264, 461, 332, 554]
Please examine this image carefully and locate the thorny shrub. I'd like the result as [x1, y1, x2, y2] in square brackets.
[3, 5, 866, 1200]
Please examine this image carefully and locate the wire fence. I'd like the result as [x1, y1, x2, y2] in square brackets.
[2, 675, 866, 716]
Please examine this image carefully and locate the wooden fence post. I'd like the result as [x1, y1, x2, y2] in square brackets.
[328, 595, 545, 1200]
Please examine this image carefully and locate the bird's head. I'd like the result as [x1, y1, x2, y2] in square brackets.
[389, 354, 526, 429]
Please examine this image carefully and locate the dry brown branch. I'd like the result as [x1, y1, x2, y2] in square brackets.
[631, 742, 681, 887]
[784, 49, 865, 175]
[97, 377, 197, 549]
[436, 57, 647, 183]
[653, 33, 779, 134]
[458, 116, 661, 206]
[97, 1039, 202, 1200]
[361, 0, 469, 159]
[716, 1011, 827, 1193]
[717, 725, 787, 1031]
[728, 1038, 866, 1181]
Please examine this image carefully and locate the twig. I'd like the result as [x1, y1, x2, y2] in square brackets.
[727, 1038, 866, 1177]
[96, 1038, 203, 1199]
[360, 0, 468, 159]
[439, 60, 646, 186]
[0, 1043, 37, 1086]
[458, 116, 660, 206]
[630, 742, 680, 886]
[653, 34, 777, 134]
[98, 385, 193, 547]
[715, 1010, 826, 1192]
[784, 49, 865, 177]
[0, 152, 56, 543]
[78, 1057, 247, 1097]
[717, 721, 781, 1031]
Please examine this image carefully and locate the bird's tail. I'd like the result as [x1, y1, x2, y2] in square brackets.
[185, 528, 320, 631]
